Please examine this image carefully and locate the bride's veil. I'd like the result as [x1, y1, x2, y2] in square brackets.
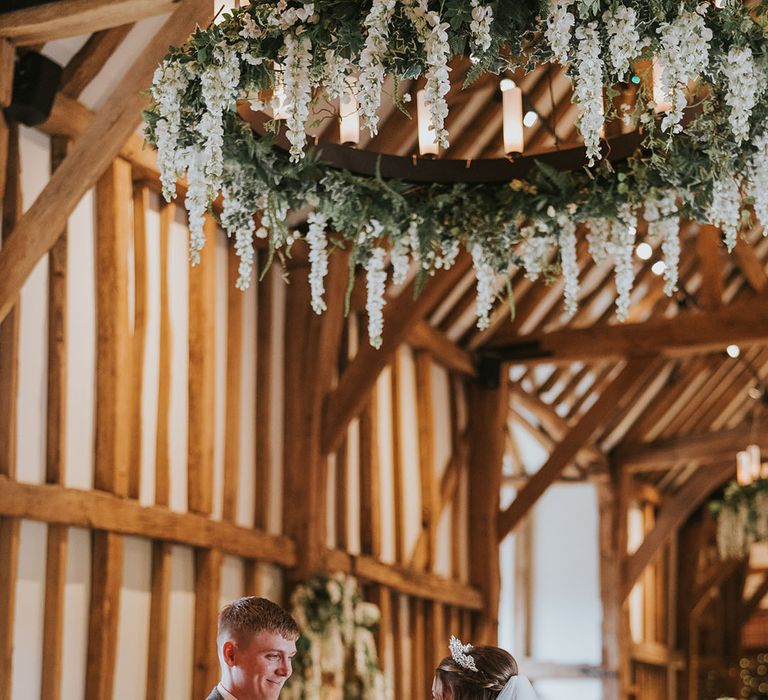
[496, 674, 537, 700]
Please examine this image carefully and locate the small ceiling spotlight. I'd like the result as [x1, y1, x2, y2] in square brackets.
[523, 110, 538, 128]
[726, 344, 741, 359]
[651, 260, 666, 276]
[636, 242, 653, 260]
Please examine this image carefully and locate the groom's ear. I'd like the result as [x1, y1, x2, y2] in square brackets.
[222, 640, 237, 667]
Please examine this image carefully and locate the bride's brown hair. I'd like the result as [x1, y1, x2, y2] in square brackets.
[434, 646, 518, 700]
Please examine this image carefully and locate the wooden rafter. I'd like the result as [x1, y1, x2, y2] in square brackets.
[485, 295, 768, 362]
[0, 0, 213, 325]
[615, 422, 767, 471]
[622, 462, 734, 601]
[498, 358, 655, 540]
[0, 0, 179, 46]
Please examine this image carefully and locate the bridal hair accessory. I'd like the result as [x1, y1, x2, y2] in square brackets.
[448, 635, 478, 672]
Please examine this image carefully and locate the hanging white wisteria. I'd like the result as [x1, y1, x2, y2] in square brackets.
[144, 0, 768, 348]
[712, 483, 768, 560]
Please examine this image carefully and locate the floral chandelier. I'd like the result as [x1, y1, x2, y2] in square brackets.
[145, 0, 768, 348]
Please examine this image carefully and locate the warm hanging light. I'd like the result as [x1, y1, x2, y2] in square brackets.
[652, 57, 671, 113]
[737, 450, 753, 486]
[339, 89, 360, 145]
[417, 89, 439, 157]
[500, 78, 524, 155]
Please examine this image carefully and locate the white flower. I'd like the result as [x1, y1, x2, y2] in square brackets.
[603, 5, 641, 81]
[283, 32, 314, 162]
[656, 4, 713, 134]
[306, 211, 330, 313]
[469, 0, 493, 63]
[517, 221, 556, 280]
[239, 12, 263, 39]
[748, 132, 768, 230]
[545, 0, 575, 65]
[722, 46, 759, 146]
[471, 243, 495, 330]
[402, 0, 451, 148]
[558, 214, 579, 316]
[709, 174, 742, 252]
[221, 173, 258, 289]
[357, 0, 397, 137]
[644, 191, 679, 296]
[390, 239, 411, 285]
[323, 48, 351, 100]
[612, 203, 637, 321]
[150, 60, 190, 201]
[184, 148, 209, 265]
[587, 217, 612, 264]
[572, 22, 603, 166]
[365, 247, 387, 348]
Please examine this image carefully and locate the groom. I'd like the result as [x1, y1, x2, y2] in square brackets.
[207, 596, 301, 700]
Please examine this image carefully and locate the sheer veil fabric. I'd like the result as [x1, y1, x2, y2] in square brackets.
[496, 674, 537, 700]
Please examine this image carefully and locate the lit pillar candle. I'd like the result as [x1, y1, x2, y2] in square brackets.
[737, 450, 752, 486]
[417, 89, 439, 156]
[339, 89, 360, 145]
[748, 444, 762, 482]
[500, 78, 524, 155]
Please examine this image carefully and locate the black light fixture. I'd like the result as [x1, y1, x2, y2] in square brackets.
[5, 51, 62, 126]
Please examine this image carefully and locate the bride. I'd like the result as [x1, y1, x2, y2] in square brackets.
[431, 636, 537, 700]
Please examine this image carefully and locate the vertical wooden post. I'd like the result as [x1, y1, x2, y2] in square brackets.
[145, 542, 172, 700]
[254, 250, 272, 531]
[223, 246, 243, 523]
[411, 598, 426, 699]
[40, 135, 70, 700]
[129, 184, 149, 500]
[283, 250, 348, 578]
[467, 364, 508, 644]
[0, 116, 20, 700]
[599, 479, 621, 700]
[193, 548, 223, 699]
[94, 157, 132, 496]
[414, 350, 437, 571]
[359, 381, 381, 558]
[85, 531, 124, 700]
[0, 40, 14, 202]
[666, 535, 679, 700]
[155, 202, 174, 507]
[188, 216, 217, 516]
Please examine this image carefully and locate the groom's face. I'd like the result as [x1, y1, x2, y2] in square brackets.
[226, 630, 297, 699]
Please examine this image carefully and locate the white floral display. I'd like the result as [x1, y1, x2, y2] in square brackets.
[713, 484, 768, 560]
[284, 573, 390, 700]
[655, 4, 713, 134]
[145, 0, 768, 348]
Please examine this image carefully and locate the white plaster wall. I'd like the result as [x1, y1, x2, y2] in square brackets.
[268, 265, 286, 535]
[211, 234, 229, 521]
[11, 520, 47, 700]
[498, 485, 517, 654]
[531, 483, 601, 665]
[220, 555, 245, 608]
[237, 280, 257, 527]
[536, 678, 602, 699]
[114, 537, 152, 700]
[61, 527, 91, 700]
[164, 546, 195, 700]
[376, 366, 396, 564]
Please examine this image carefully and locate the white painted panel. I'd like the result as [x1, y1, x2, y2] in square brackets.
[61, 527, 91, 700]
[220, 555, 245, 609]
[167, 215, 189, 512]
[531, 484, 601, 664]
[498, 486, 517, 653]
[430, 363, 452, 482]
[346, 416, 361, 555]
[268, 267, 286, 535]
[79, 14, 173, 111]
[164, 546, 195, 700]
[16, 128, 50, 484]
[140, 198, 161, 506]
[212, 232, 229, 521]
[114, 537, 152, 700]
[65, 187, 96, 490]
[12, 520, 47, 700]
[237, 280, 257, 527]
[396, 347, 422, 560]
[534, 678, 602, 700]
[434, 503, 452, 578]
[257, 563, 285, 606]
[376, 366, 395, 564]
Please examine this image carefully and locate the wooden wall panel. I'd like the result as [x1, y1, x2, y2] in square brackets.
[146, 541, 172, 700]
[192, 548, 223, 699]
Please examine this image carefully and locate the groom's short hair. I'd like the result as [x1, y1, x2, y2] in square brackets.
[218, 596, 300, 643]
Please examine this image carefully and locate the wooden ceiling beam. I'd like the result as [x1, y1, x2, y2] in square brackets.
[60, 23, 134, 98]
[484, 294, 768, 362]
[0, 0, 180, 46]
[498, 357, 655, 539]
[321, 254, 473, 456]
[406, 321, 476, 376]
[733, 235, 768, 293]
[622, 462, 734, 601]
[0, 0, 213, 326]
[614, 422, 765, 471]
